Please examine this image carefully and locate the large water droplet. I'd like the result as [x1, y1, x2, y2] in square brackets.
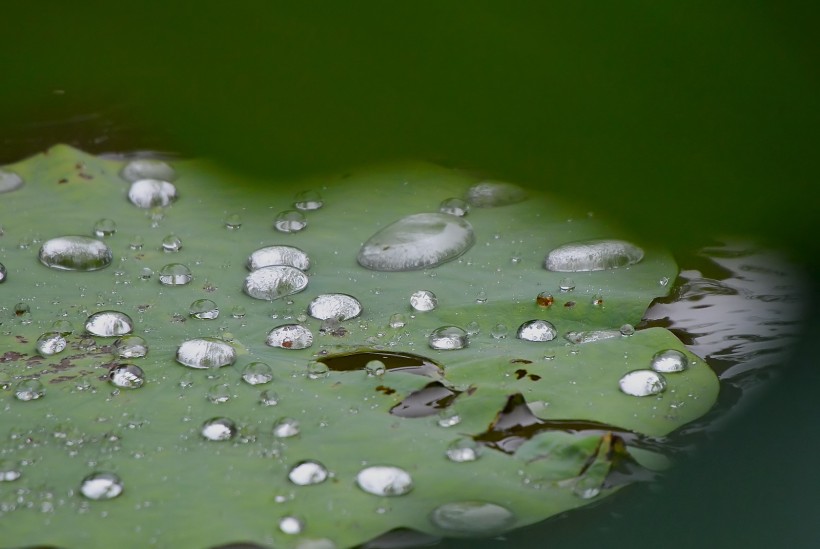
[273, 417, 300, 438]
[39, 236, 113, 271]
[439, 197, 470, 217]
[243, 266, 308, 301]
[428, 326, 468, 350]
[92, 218, 117, 237]
[356, 466, 413, 496]
[266, 324, 313, 349]
[242, 362, 273, 385]
[158, 263, 193, 286]
[410, 290, 438, 312]
[175, 338, 237, 369]
[85, 310, 134, 337]
[618, 370, 667, 396]
[189, 299, 219, 320]
[288, 460, 329, 486]
[0, 169, 24, 193]
[36, 331, 67, 356]
[294, 189, 324, 211]
[545, 239, 644, 272]
[14, 379, 45, 401]
[274, 210, 307, 233]
[429, 501, 516, 534]
[308, 294, 362, 320]
[516, 320, 557, 342]
[201, 417, 237, 441]
[357, 213, 475, 272]
[127, 179, 178, 208]
[121, 159, 176, 182]
[650, 349, 688, 373]
[247, 245, 311, 271]
[79, 472, 123, 500]
[108, 364, 145, 389]
[466, 181, 527, 207]
[114, 335, 148, 358]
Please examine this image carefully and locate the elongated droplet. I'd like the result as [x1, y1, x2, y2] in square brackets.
[158, 263, 192, 286]
[79, 472, 123, 500]
[430, 502, 516, 534]
[650, 349, 688, 373]
[85, 311, 133, 337]
[127, 179, 177, 208]
[619, 370, 667, 396]
[243, 266, 308, 301]
[175, 338, 236, 369]
[266, 324, 313, 349]
[439, 197, 470, 217]
[288, 460, 329, 486]
[545, 239, 644, 272]
[121, 159, 176, 182]
[564, 330, 619, 344]
[308, 294, 362, 320]
[108, 364, 145, 389]
[247, 245, 311, 271]
[429, 326, 468, 350]
[516, 320, 557, 342]
[0, 169, 24, 193]
[201, 417, 237, 441]
[466, 181, 527, 207]
[356, 466, 413, 496]
[358, 213, 474, 272]
[36, 332, 67, 355]
[39, 236, 112, 271]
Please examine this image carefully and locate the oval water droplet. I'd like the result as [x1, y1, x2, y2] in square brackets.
[38, 236, 113, 271]
[0, 459, 22, 481]
[357, 213, 475, 272]
[92, 218, 117, 237]
[242, 362, 273, 385]
[243, 266, 308, 301]
[439, 197, 470, 217]
[308, 294, 362, 320]
[545, 239, 644, 272]
[274, 210, 307, 233]
[294, 189, 324, 211]
[108, 364, 145, 389]
[201, 417, 237, 441]
[272, 417, 300, 438]
[121, 159, 176, 182]
[114, 335, 148, 358]
[0, 169, 24, 193]
[85, 310, 133, 337]
[516, 320, 557, 342]
[279, 516, 304, 535]
[247, 245, 311, 271]
[466, 181, 527, 207]
[175, 338, 237, 369]
[36, 331, 67, 356]
[14, 379, 45, 401]
[428, 326, 468, 350]
[429, 501, 516, 534]
[618, 370, 667, 396]
[288, 460, 329, 486]
[79, 472, 123, 500]
[127, 179, 177, 208]
[650, 349, 688, 373]
[410, 290, 438, 312]
[189, 299, 219, 320]
[356, 466, 413, 496]
[266, 324, 313, 350]
[158, 263, 192, 286]
[446, 437, 482, 463]
[161, 233, 182, 252]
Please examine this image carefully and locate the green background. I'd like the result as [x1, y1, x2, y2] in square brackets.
[2, 2, 818, 547]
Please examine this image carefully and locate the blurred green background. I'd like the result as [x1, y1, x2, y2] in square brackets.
[2, 1, 819, 547]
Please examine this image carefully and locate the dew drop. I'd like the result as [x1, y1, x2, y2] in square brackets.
[308, 293, 362, 320]
[428, 326, 468, 350]
[14, 302, 30, 317]
[294, 189, 324, 211]
[365, 360, 386, 376]
[266, 324, 313, 349]
[558, 277, 575, 292]
[230, 306, 247, 319]
[242, 362, 273, 385]
[430, 501, 516, 534]
[439, 197, 470, 217]
[475, 290, 487, 304]
[619, 324, 635, 336]
[306, 361, 330, 380]
[139, 267, 154, 280]
[14, 379, 45, 401]
[129, 235, 144, 250]
[92, 218, 117, 237]
[85, 310, 133, 337]
[446, 437, 481, 463]
[39, 236, 113, 271]
[127, 179, 177, 208]
[491, 324, 508, 340]
[466, 181, 527, 207]
[0, 459, 22, 482]
[243, 265, 308, 301]
[108, 364, 145, 389]
[201, 417, 237, 441]
[410, 290, 438, 312]
[121, 159, 176, 182]
[273, 417, 300, 438]
[260, 390, 280, 406]
[288, 460, 329, 486]
[161, 233, 182, 252]
[51, 319, 74, 335]
[158, 263, 192, 286]
[618, 370, 667, 396]
[650, 349, 689, 373]
[36, 331, 67, 356]
[516, 320, 557, 342]
[357, 213, 475, 272]
[114, 335, 148, 358]
[206, 383, 231, 403]
[79, 472, 123, 500]
[356, 466, 413, 496]
[465, 321, 480, 336]
[247, 245, 311, 271]
[175, 337, 237, 369]
[545, 239, 644, 272]
[189, 299, 219, 320]
[279, 516, 304, 535]
[274, 210, 307, 233]
[0, 169, 24, 193]
[388, 313, 407, 329]
[223, 212, 242, 230]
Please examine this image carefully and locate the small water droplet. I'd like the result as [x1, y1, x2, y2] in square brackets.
[161, 233, 182, 252]
[516, 320, 557, 342]
[247, 245, 311, 271]
[439, 197, 470, 216]
[558, 277, 575, 292]
[223, 212, 242, 230]
[92, 218, 117, 237]
[243, 265, 308, 301]
[14, 379, 45, 401]
[189, 299, 219, 320]
[175, 338, 237, 369]
[242, 362, 273, 385]
[108, 364, 145, 389]
[288, 460, 329, 486]
[356, 466, 413, 496]
[619, 370, 667, 396]
[127, 179, 177, 208]
[293, 189, 324, 211]
[0, 262, 7, 283]
[201, 417, 237, 441]
[260, 390, 280, 406]
[619, 324, 635, 336]
[0, 459, 22, 481]
[266, 324, 313, 349]
[430, 501, 516, 534]
[158, 263, 192, 286]
[121, 159, 176, 182]
[388, 313, 407, 329]
[475, 290, 488, 304]
[50, 319, 74, 335]
[36, 331, 67, 356]
[273, 417, 300, 438]
[306, 361, 330, 379]
[564, 330, 619, 344]
[365, 360, 386, 376]
[545, 239, 644, 272]
[274, 210, 308, 233]
[308, 294, 362, 320]
[591, 293, 604, 306]
[129, 235, 144, 250]
[79, 472, 123, 500]
[491, 324, 508, 339]
[230, 306, 246, 319]
[206, 383, 232, 403]
[410, 290, 438, 312]
[138, 267, 154, 280]
[279, 516, 304, 535]
[0, 169, 24, 193]
[466, 181, 527, 207]
[39, 236, 113, 271]
[85, 310, 134, 337]
[536, 292, 554, 307]
[428, 326, 468, 350]
[650, 349, 688, 373]
[113, 335, 148, 358]
[446, 437, 481, 462]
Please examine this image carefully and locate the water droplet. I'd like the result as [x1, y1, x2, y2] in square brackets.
[0, 262, 6, 283]
[206, 383, 231, 403]
[0, 459, 22, 481]
[260, 390, 280, 406]
[306, 361, 330, 379]
[14, 379, 45, 401]
[38, 236, 113, 271]
[293, 189, 323, 211]
[14, 302, 30, 317]
[437, 409, 462, 427]
[545, 239, 644, 272]
[274, 210, 307, 233]
[247, 245, 311, 271]
[410, 290, 438, 312]
[223, 212, 242, 230]
[619, 324, 635, 336]
[161, 233, 182, 252]
[51, 319, 74, 335]
[439, 197, 470, 216]
[158, 263, 192, 286]
[175, 338, 237, 369]
[659, 276, 670, 287]
[388, 313, 407, 329]
[0, 169, 24, 193]
[79, 472, 123, 500]
[127, 179, 177, 208]
[279, 516, 304, 535]
[138, 267, 154, 280]
[446, 437, 481, 462]
[242, 362, 273, 385]
[308, 293, 362, 320]
[558, 277, 576, 292]
[358, 213, 475, 271]
[491, 324, 508, 339]
[129, 235, 144, 250]
[243, 265, 308, 301]
[428, 326, 468, 350]
[85, 310, 133, 337]
[650, 349, 689, 373]
[121, 159, 176, 182]
[618, 370, 667, 396]
[201, 417, 237, 441]
[288, 460, 329, 486]
[516, 320, 557, 342]
[189, 299, 219, 320]
[591, 293, 604, 306]
[475, 290, 487, 304]
[429, 501, 516, 534]
[536, 292, 554, 307]
[356, 466, 413, 496]
[564, 330, 619, 344]
[92, 218, 117, 237]
[266, 324, 313, 349]
[273, 417, 300, 438]
[113, 335, 148, 358]
[466, 180, 527, 207]
[365, 360, 386, 376]
[36, 331, 67, 355]
[108, 364, 145, 389]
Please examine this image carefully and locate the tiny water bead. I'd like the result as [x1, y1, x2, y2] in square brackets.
[0, 169, 24, 193]
[357, 213, 475, 272]
[247, 245, 311, 271]
[14, 379, 45, 401]
[39, 236, 113, 271]
[189, 299, 219, 320]
[545, 239, 645, 272]
[355, 466, 413, 496]
[466, 181, 527, 207]
[428, 326, 468, 350]
[36, 331, 67, 356]
[79, 472, 123, 500]
[161, 233, 183, 252]
[85, 310, 134, 337]
[114, 335, 148, 358]
[288, 460, 329, 486]
[308, 294, 362, 321]
[536, 292, 554, 307]
[273, 417, 300, 438]
[266, 324, 314, 350]
[92, 218, 117, 237]
[429, 501, 516, 535]
[274, 210, 308, 233]
[365, 360, 386, 376]
[410, 290, 438, 312]
[158, 263, 193, 285]
[439, 197, 470, 217]
[243, 265, 309, 301]
[201, 417, 237, 441]
[618, 370, 667, 397]
[446, 437, 481, 463]
[558, 277, 576, 292]
[650, 349, 689, 373]
[293, 189, 324, 211]
[516, 320, 558, 342]
[121, 159, 176, 182]
[175, 338, 237, 369]
[241, 362, 273, 385]
[279, 516, 304, 535]
[108, 364, 145, 389]
[490, 324, 509, 339]
[127, 179, 178, 208]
